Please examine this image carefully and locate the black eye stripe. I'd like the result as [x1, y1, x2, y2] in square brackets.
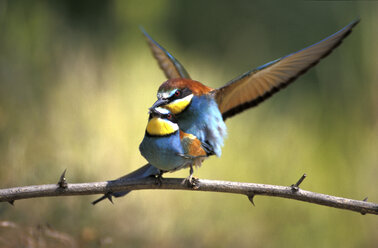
[163, 113, 177, 123]
[169, 88, 192, 100]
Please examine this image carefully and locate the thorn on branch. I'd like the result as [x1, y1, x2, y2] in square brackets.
[106, 194, 113, 204]
[360, 197, 369, 215]
[291, 173, 307, 192]
[247, 194, 255, 206]
[57, 169, 68, 189]
[1, 177, 377, 215]
[91, 193, 113, 205]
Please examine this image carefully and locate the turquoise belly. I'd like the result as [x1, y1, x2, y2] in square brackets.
[139, 132, 189, 171]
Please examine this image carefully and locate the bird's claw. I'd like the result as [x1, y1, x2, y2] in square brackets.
[183, 165, 199, 189]
[154, 172, 164, 186]
[185, 175, 199, 189]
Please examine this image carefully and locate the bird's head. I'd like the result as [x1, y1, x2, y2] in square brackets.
[145, 107, 179, 136]
[150, 78, 213, 115]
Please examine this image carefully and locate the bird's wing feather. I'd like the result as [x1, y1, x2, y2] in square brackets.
[201, 141, 216, 156]
[214, 19, 359, 121]
[141, 28, 191, 79]
[180, 132, 207, 157]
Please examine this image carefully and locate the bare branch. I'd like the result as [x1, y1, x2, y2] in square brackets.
[0, 177, 377, 215]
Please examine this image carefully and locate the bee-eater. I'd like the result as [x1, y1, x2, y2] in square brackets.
[92, 107, 210, 204]
[145, 20, 359, 157]
[139, 107, 210, 175]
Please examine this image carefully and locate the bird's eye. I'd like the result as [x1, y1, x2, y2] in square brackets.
[167, 114, 173, 120]
[174, 90, 181, 97]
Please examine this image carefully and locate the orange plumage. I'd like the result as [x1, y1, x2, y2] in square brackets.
[179, 130, 207, 157]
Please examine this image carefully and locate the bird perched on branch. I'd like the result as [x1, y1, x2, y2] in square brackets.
[92, 107, 210, 204]
[139, 107, 211, 177]
[145, 19, 359, 158]
[93, 20, 359, 204]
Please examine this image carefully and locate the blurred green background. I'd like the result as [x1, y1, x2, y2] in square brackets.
[0, 0, 377, 247]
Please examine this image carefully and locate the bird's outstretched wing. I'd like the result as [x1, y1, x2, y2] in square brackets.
[214, 19, 359, 121]
[141, 28, 191, 79]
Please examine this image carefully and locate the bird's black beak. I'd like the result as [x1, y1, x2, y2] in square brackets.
[149, 107, 159, 116]
[148, 107, 166, 119]
[149, 98, 169, 111]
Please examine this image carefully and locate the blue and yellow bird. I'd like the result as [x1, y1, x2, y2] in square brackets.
[93, 20, 359, 204]
[145, 20, 359, 157]
[139, 107, 210, 177]
[92, 107, 210, 204]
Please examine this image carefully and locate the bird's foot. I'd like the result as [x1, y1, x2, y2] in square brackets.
[184, 175, 200, 189]
[154, 171, 164, 187]
[182, 165, 199, 189]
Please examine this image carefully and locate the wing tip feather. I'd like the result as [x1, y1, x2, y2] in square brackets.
[220, 19, 360, 120]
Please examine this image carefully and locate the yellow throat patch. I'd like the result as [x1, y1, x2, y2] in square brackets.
[163, 94, 193, 114]
[146, 117, 178, 136]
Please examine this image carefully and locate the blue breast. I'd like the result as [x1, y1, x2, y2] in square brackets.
[178, 95, 227, 156]
[139, 131, 190, 171]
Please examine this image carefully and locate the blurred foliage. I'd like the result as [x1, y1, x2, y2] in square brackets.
[0, 0, 377, 247]
[0, 220, 80, 247]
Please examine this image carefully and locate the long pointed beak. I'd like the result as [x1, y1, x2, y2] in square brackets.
[149, 107, 160, 116]
[149, 98, 169, 111]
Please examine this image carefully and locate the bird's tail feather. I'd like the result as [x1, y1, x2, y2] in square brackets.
[92, 164, 160, 205]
